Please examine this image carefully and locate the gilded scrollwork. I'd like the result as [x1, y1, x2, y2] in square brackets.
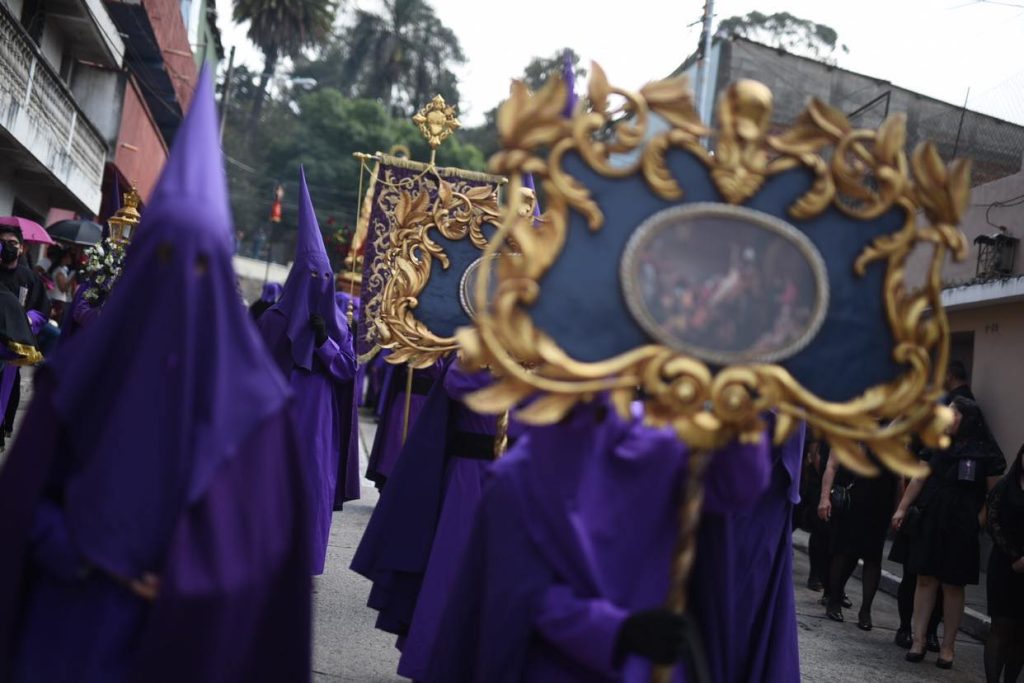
[460, 64, 971, 478]
[373, 172, 504, 369]
[357, 153, 505, 363]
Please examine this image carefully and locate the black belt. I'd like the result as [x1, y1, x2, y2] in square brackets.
[450, 431, 517, 461]
[414, 375, 434, 395]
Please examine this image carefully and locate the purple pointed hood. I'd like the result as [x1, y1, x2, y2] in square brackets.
[47, 66, 290, 579]
[518, 56, 575, 220]
[335, 290, 359, 322]
[260, 281, 283, 303]
[271, 168, 345, 370]
[562, 50, 578, 118]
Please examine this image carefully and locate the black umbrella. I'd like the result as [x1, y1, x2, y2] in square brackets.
[47, 219, 103, 246]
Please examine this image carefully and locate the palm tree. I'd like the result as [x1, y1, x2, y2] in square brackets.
[337, 0, 464, 117]
[235, 0, 338, 130]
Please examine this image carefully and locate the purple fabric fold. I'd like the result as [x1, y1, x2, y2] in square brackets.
[334, 292, 363, 506]
[365, 359, 444, 486]
[257, 170, 357, 574]
[351, 357, 457, 634]
[47, 67, 290, 582]
[423, 399, 779, 682]
[258, 310, 356, 574]
[690, 414, 805, 683]
[0, 67, 311, 682]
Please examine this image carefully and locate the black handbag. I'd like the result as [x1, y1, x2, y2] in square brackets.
[830, 482, 854, 514]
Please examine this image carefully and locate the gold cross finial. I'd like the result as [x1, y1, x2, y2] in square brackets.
[412, 94, 460, 150]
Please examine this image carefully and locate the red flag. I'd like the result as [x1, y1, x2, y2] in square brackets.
[269, 184, 283, 223]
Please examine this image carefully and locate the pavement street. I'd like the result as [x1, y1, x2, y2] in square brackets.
[793, 549, 985, 682]
[312, 416, 402, 683]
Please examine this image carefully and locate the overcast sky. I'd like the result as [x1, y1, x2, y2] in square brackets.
[217, 0, 1024, 127]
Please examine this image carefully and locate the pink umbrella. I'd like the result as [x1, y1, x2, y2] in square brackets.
[0, 216, 56, 245]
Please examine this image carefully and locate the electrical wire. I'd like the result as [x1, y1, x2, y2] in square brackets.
[982, 191, 1024, 228]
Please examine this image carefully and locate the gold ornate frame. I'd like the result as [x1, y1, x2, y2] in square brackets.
[458, 66, 971, 477]
[356, 150, 503, 368]
[371, 166, 504, 368]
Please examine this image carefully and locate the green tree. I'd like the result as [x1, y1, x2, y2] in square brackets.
[222, 84, 485, 265]
[521, 48, 587, 94]
[715, 11, 847, 63]
[462, 48, 585, 162]
[298, 0, 465, 118]
[233, 0, 338, 130]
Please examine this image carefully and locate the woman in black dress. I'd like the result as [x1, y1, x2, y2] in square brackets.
[798, 437, 830, 591]
[893, 397, 1006, 669]
[985, 444, 1024, 682]
[818, 449, 899, 628]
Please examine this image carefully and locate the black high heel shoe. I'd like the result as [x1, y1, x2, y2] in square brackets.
[905, 650, 926, 663]
[936, 658, 953, 669]
[894, 629, 913, 649]
[856, 611, 872, 631]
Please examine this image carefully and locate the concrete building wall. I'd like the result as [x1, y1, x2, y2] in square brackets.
[148, 0, 197, 111]
[70, 65, 126, 150]
[0, 177, 15, 215]
[2, 0, 23, 18]
[947, 301, 1024, 462]
[712, 39, 1024, 186]
[113, 77, 168, 200]
[38, 17, 63, 71]
[903, 163, 1024, 290]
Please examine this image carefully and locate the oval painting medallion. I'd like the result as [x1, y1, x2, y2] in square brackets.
[620, 203, 829, 365]
[459, 255, 501, 320]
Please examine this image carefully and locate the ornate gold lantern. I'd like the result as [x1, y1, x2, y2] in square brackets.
[107, 186, 142, 244]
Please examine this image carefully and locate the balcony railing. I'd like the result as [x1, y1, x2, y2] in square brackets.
[0, 4, 108, 213]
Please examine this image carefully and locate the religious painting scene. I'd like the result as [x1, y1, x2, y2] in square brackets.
[1, 0, 1023, 682]
[625, 207, 824, 363]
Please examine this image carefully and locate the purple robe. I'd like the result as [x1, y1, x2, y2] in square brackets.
[257, 169, 357, 575]
[335, 291, 365, 411]
[371, 355, 394, 416]
[352, 357, 458, 634]
[58, 285, 100, 343]
[0, 67, 311, 682]
[689, 413, 804, 682]
[424, 399, 778, 682]
[2, 377, 311, 683]
[353, 359, 510, 649]
[363, 351, 388, 409]
[365, 359, 444, 487]
[397, 363, 513, 680]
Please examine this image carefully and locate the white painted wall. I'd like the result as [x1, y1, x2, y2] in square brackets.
[38, 20, 62, 72]
[0, 178, 16, 215]
[3, 0, 24, 20]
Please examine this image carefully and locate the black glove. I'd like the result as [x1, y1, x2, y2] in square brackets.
[614, 608, 688, 665]
[309, 314, 328, 347]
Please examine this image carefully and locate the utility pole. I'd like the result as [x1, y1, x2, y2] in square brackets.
[693, 0, 716, 123]
[219, 46, 236, 144]
[952, 87, 971, 158]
